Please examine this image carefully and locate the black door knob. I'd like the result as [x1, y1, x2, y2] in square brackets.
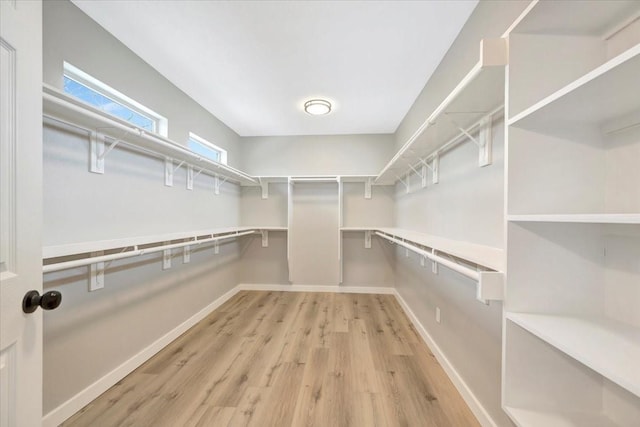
[22, 290, 62, 314]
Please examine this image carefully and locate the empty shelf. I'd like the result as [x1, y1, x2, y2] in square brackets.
[504, 406, 619, 427]
[507, 313, 640, 398]
[376, 227, 504, 272]
[508, 44, 640, 131]
[508, 214, 640, 224]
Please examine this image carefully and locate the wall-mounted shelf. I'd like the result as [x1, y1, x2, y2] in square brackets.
[508, 214, 640, 224]
[507, 312, 640, 398]
[508, 44, 640, 132]
[43, 88, 384, 197]
[42, 226, 281, 274]
[375, 38, 507, 186]
[43, 84, 258, 187]
[503, 406, 618, 427]
[376, 228, 504, 272]
[507, 0, 640, 38]
[340, 227, 504, 303]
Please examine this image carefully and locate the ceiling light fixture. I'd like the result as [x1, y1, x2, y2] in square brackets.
[304, 99, 332, 115]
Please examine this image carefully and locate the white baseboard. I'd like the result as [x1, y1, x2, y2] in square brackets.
[237, 283, 395, 294]
[44, 283, 495, 427]
[42, 285, 241, 427]
[392, 290, 497, 427]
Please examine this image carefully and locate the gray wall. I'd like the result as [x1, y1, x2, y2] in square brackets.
[42, 0, 244, 416]
[240, 134, 394, 176]
[43, 0, 242, 167]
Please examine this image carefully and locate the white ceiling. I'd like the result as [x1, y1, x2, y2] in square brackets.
[72, 0, 478, 137]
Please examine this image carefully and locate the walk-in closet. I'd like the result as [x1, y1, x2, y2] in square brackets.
[1, 0, 638, 426]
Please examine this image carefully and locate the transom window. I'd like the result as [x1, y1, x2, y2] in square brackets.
[63, 62, 168, 136]
[188, 132, 227, 164]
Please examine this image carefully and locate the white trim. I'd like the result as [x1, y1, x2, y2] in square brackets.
[237, 283, 395, 294]
[42, 285, 241, 427]
[188, 132, 228, 165]
[63, 62, 168, 136]
[392, 290, 497, 427]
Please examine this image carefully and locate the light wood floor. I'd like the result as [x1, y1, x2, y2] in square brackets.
[63, 291, 480, 427]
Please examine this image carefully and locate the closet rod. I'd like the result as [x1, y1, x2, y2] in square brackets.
[289, 177, 339, 183]
[385, 61, 485, 175]
[43, 230, 257, 273]
[374, 231, 480, 281]
[43, 91, 257, 185]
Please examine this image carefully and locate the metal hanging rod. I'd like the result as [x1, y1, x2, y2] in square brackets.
[42, 230, 257, 273]
[374, 231, 481, 281]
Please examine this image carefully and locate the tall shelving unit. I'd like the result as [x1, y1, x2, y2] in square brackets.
[503, 1, 640, 425]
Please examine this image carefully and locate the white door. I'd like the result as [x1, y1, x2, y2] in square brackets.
[1, 1, 44, 426]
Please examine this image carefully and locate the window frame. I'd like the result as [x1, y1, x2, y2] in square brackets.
[188, 132, 228, 165]
[63, 62, 168, 137]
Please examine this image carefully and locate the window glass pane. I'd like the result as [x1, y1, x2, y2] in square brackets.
[63, 76, 155, 132]
[188, 138, 221, 162]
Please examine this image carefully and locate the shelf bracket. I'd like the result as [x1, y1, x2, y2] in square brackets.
[408, 163, 425, 187]
[162, 242, 171, 270]
[260, 178, 269, 199]
[444, 113, 481, 147]
[214, 241, 220, 254]
[364, 178, 372, 199]
[396, 174, 410, 194]
[214, 176, 228, 195]
[187, 165, 194, 190]
[173, 160, 185, 172]
[431, 249, 439, 274]
[183, 239, 191, 263]
[364, 230, 372, 249]
[90, 132, 106, 174]
[165, 158, 174, 187]
[261, 230, 269, 247]
[420, 254, 427, 267]
[89, 251, 104, 291]
[420, 155, 439, 184]
[90, 129, 129, 174]
[478, 116, 493, 167]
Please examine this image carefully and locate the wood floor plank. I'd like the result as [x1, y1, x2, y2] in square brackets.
[290, 347, 330, 427]
[63, 291, 480, 427]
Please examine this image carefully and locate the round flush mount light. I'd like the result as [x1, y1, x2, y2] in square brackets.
[304, 99, 332, 115]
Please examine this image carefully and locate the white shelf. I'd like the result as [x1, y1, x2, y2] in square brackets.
[508, 44, 640, 131]
[508, 214, 640, 224]
[508, 0, 640, 37]
[375, 227, 503, 271]
[507, 313, 640, 398]
[340, 227, 377, 232]
[43, 226, 277, 259]
[256, 226, 287, 231]
[504, 406, 619, 427]
[254, 175, 377, 184]
[43, 84, 257, 186]
[375, 38, 506, 185]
